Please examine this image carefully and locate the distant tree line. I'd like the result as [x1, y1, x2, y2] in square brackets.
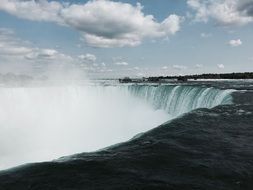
[147, 72, 253, 81]
[119, 72, 253, 83]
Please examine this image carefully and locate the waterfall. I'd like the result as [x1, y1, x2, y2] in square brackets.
[127, 85, 234, 117]
[0, 83, 234, 169]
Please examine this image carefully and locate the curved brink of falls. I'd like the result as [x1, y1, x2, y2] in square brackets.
[127, 85, 234, 117]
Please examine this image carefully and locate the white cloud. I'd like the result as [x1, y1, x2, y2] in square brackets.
[0, 0, 64, 23]
[0, 27, 76, 73]
[136, 72, 144, 77]
[228, 39, 242, 47]
[200, 33, 211, 38]
[63, 1, 183, 48]
[0, 28, 14, 35]
[25, 48, 73, 62]
[112, 57, 129, 66]
[187, 0, 253, 26]
[0, 28, 33, 56]
[195, 64, 203, 68]
[0, 28, 112, 77]
[162, 66, 168, 70]
[0, 0, 183, 48]
[112, 56, 124, 62]
[0, 46, 33, 56]
[172, 65, 187, 70]
[217, 64, 225, 69]
[41, 49, 58, 57]
[114, 62, 129, 66]
[78, 53, 97, 63]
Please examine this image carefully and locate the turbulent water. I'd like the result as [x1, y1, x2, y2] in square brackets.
[0, 83, 233, 169]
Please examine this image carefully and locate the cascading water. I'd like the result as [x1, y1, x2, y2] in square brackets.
[127, 84, 234, 117]
[0, 83, 234, 170]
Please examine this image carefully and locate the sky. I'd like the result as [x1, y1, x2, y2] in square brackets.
[0, 0, 252, 78]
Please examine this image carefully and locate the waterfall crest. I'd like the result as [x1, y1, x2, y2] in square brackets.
[127, 85, 234, 117]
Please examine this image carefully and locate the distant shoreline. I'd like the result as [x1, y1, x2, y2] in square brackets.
[119, 72, 253, 83]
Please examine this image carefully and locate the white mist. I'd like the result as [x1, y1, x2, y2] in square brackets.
[0, 84, 169, 170]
